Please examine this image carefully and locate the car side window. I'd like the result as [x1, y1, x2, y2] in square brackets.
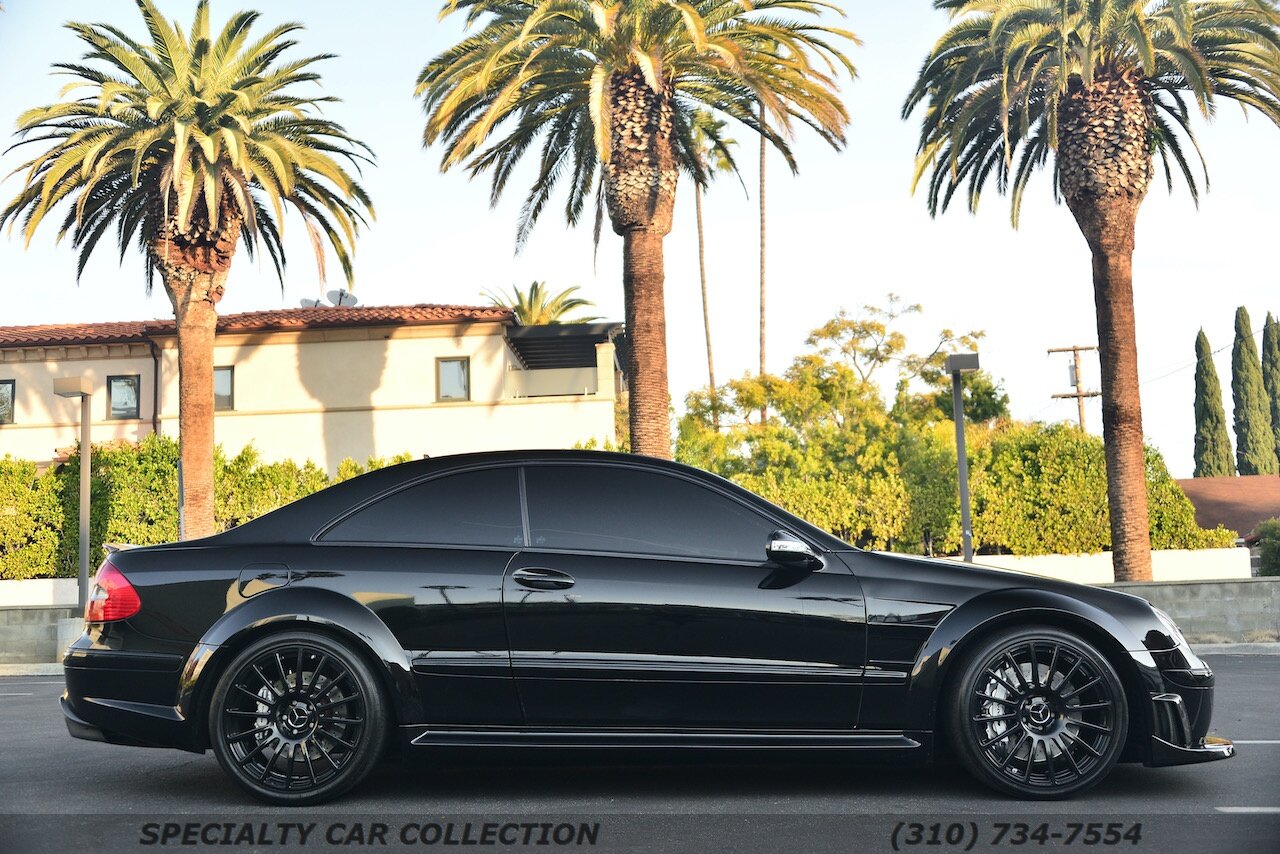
[523, 465, 775, 562]
[323, 467, 524, 547]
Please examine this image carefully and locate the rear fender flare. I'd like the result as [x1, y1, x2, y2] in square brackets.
[903, 588, 1161, 734]
[177, 586, 421, 743]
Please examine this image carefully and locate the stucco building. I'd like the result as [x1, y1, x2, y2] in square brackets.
[0, 304, 623, 472]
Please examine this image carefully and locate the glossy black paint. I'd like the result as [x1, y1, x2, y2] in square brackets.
[62, 450, 1229, 776]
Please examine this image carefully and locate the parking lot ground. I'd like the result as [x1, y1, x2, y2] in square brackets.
[1, 654, 1276, 852]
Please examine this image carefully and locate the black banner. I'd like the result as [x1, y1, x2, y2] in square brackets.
[1, 813, 1278, 854]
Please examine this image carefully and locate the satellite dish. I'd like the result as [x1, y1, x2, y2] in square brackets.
[299, 298, 321, 308]
[326, 288, 359, 307]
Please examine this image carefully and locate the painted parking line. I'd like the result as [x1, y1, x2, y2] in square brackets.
[0, 681, 64, 686]
[1215, 807, 1280, 813]
[0, 692, 35, 696]
[1232, 740, 1280, 744]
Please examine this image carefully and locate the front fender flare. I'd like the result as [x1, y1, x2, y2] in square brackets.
[176, 586, 422, 745]
[902, 588, 1162, 734]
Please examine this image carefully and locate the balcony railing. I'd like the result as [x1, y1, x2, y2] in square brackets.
[504, 366, 599, 399]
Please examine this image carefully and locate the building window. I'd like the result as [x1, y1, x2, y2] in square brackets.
[214, 366, 234, 411]
[107, 375, 141, 420]
[437, 357, 470, 402]
[0, 380, 13, 425]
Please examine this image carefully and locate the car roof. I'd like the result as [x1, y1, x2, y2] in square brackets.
[211, 449, 850, 551]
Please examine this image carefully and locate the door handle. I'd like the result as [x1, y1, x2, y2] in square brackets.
[511, 567, 576, 590]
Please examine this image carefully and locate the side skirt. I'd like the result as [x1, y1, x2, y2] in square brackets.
[405, 725, 928, 753]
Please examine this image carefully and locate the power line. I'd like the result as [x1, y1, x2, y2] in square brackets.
[1028, 323, 1269, 425]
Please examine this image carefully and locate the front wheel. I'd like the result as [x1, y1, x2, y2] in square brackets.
[209, 630, 388, 805]
[948, 626, 1128, 799]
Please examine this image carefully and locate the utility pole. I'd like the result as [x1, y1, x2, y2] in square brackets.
[1048, 345, 1101, 431]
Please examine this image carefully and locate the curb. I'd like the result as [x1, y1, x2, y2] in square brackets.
[1195, 642, 1280, 655]
[0, 664, 63, 677]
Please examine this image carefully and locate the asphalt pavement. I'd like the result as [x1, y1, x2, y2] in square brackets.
[1, 654, 1276, 852]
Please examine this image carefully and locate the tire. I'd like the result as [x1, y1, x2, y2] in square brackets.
[947, 625, 1128, 799]
[209, 630, 388, 805]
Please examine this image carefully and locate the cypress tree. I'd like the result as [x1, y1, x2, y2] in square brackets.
[1231, 306, 1279, 475]
[1262, 312, 1280, 462]
[1193, 329, 1234, 477]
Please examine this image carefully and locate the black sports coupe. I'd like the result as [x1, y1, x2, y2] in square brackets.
[62, 450, 1231, 804]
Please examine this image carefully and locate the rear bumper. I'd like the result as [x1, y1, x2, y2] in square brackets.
[62, 635, 202, 752]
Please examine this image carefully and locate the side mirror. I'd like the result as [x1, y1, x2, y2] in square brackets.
[766, 530, 822, 570]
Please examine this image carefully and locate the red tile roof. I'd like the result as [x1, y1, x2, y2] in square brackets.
[1176, 475, 1280, 540]
[0, 304, 513, 348]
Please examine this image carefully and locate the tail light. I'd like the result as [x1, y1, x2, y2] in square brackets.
[85, 560, 141, 623]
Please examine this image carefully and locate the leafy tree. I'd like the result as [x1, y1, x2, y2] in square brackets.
[485, 282, 599, 325]
[1, 0, 374, 538]
[904, 0, 1280, 581]
[895, 370, 1011, 426]
[675, 305, 1232, 557]
[1263, 312, 1280, 462]
[1231, 307, 1279, 475]
[416, 0, 856, 458]
[1193, 328, 1234, 477]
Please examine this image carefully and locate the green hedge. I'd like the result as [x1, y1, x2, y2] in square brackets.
[2, 436, 413, 580]
[970, 423, 1235, 555]
[0, 457, 65, 580]
[1257, 518, 1280, 576]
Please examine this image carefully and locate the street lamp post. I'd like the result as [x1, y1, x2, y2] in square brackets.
[945, 353, 980, 563]
[54, 376, 93, 609]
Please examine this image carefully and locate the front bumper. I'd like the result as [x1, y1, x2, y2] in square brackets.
[1142, 654, 1233, 767]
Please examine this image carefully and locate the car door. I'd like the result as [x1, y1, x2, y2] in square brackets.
[317, 464, 524, 726]
[503, 462, 867, 731]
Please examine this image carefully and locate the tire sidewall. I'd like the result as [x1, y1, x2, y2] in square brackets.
[947, 625, 1129, 800]
[209, 630, 388, 806]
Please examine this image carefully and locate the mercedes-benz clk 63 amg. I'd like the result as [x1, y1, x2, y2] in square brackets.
[62, 451, 1231, 804]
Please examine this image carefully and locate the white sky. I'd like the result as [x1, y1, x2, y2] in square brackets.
[1, 1, 1277, 478]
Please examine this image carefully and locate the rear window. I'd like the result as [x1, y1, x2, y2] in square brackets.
[322, 467, 524, 548]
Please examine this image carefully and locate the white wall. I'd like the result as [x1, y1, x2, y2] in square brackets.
[938, 548, 1252, 584]
[2, 321, 619, 473]
[0, 578, 78, 607]
[0, 343, 157, 462]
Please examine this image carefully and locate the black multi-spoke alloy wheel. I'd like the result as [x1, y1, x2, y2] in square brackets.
[209, 631, 388, 805]
[948, 626, 1128, 799]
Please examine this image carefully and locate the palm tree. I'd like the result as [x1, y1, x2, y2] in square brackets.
[417, 0, 856, 458]
[2, 0, 373, 539]
[690, 110, 740, 431]
[758, 100, 769, 426]
[485, 281, 601, 324]
[904, 0, 1280, 582]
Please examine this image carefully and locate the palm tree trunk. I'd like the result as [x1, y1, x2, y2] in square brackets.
[604, 69, 677, 458]
[161, 265, 225, 540]
[1081, 203, 1153, 582]
[758, 101, 768, 426]
[695, 188, 719, 431]
[1058, 71, 1155, 583]
[623, 229, 670, 457]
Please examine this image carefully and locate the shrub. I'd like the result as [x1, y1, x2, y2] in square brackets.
[0, 457, 64, 580]
[1257, 518, 1280, 576]
[2, 439, 418, 580]
[58, 435, 180, 576]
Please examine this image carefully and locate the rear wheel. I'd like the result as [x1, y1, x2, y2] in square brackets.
[209, 631, 387, 805]
[948, 626, 1127, 799]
